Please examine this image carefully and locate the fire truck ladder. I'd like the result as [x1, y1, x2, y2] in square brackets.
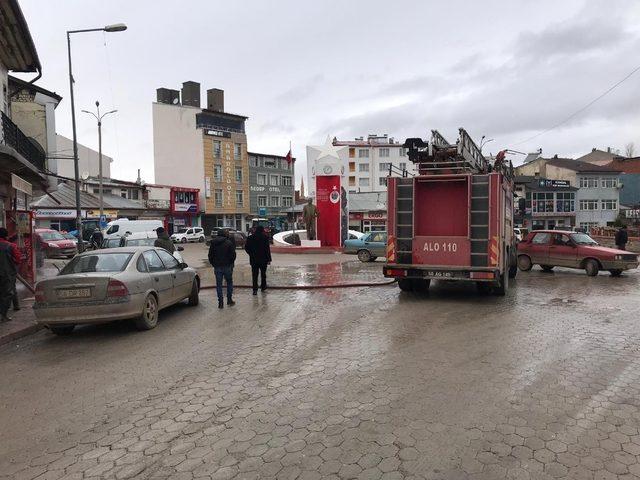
[413, 128, 489, 174]
[395, 177, 414, 264]
[470, 175, 490, 267]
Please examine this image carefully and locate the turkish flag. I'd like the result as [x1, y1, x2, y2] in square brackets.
[285, 149, 293, 164]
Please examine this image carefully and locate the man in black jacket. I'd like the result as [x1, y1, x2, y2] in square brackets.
[208, 230, 236, 308]
[615, 225, 629, 251]
[244, 225, 272, 295]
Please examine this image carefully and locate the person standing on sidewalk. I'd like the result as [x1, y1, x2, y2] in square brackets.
[0, 228, 21, 322]
[208, 230, 236, 309]
[245, 225, 272, 295]
[615, 225, 629, 251]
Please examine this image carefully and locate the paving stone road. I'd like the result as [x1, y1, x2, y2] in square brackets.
[1, 262, 640, 480]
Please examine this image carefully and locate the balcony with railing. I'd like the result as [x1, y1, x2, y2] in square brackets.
[1, 111, 46, 172]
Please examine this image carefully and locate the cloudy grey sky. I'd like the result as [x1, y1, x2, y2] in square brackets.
[17, 0, 640, 186]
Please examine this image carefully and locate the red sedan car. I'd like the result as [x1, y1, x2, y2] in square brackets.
[35, 229, 77, 259]
[517, 230, 638, 277]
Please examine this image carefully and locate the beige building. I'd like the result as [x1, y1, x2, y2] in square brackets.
[153, 82, 250, 232]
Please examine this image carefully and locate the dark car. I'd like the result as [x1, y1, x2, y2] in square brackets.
[35, 229, 77, 259]
[206, 229, 246, 248]
[517, 230, 638, 277]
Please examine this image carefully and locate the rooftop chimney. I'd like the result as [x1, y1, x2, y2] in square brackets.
[207, 88, 224, 112]
[156, 88, 180, 105]
[181, 81, 201, 108]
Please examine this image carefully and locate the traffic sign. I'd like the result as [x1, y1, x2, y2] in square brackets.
[259, 207, 267, 216]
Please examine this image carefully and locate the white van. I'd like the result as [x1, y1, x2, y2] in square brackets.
[103, 219, 163, 239]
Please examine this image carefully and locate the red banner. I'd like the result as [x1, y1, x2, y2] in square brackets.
[315, 176, 341, 247]
[7, 210, 36, 290]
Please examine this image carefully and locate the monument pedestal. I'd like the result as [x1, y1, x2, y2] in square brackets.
[300, 240, 321, 248]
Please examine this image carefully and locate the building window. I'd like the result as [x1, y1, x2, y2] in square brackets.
[349, 148, 355, 158]
[399, 162, 407, 171]
[379, 148, 390, 157]
[235, 167, 243, 183]
[282, 196, 293, 207]
[579, 200, 598, 210]
[249, 156, 258, 167]
[358, 149, 369, 158]
[532, 192, 554, 213]
[214, 189, 223, 207]
[399, 147, 407, 156]
[379, 162, 391, 172]
[349, 162, 355, 172]
[213, 140, 221, 158]
[257, 173, 267, 185]
[235, 190, 244, 206]
[601, 177, 618, 188]
[379, 177, 388, 187]
[264, 158, 276, 168]
[579, 177, 598, 188]
[270, 196, 280, 207]
[281, 176, 292, 186]
[579, 222, 599, 231]
[257, 196, 267, 207]
[601, 199, 618, 210]
[555, 192, 575, 212]
[359, 177, 370, 187]
[120, 189, 127, 199]
[349, 176, 356, 186]
[214, 164, 222, 182]
[234, 143, 242, 160]
[359, 163, 370, 173]
[270, 174, 279, 186]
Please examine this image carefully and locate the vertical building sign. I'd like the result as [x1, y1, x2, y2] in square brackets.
[224, 143, 233, 208]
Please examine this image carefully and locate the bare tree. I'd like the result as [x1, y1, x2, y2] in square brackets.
[625, 142, 635, 158]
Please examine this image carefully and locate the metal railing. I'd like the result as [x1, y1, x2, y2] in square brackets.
[1, 112, 46, 171]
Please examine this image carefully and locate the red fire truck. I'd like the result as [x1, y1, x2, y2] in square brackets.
[383, 129, 517, 295]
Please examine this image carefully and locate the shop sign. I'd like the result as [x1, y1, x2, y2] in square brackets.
[34, 209, 84, 219]
[146, 199, 170, 209]
[364, 211, 387, 220]
[538, 179, 571, 188]
[174, 203, 198, 213]
[86, 209, 118, 218]
[11, 174, 32, 196]
[626, 209, 640, 219]
[349, 212, 363, 220]
[204, 129, 231, 138]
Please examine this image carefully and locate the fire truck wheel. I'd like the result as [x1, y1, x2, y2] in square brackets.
[494, 272, 508, 296]
[357, 250, 372, 262]
[398, 279, 413, 292]
[508, 264, 518, 279]
[411, 279, 430, 292]
[517, 255, 532, 271]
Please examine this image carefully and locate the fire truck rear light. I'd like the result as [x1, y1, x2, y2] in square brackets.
[386, 268, 406, 277]
[470, 272, 495, 280]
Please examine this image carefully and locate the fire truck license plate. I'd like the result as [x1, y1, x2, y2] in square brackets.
[425, 271, 454, 278]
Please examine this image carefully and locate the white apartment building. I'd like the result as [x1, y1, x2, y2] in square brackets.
[306, 134, 416, 198]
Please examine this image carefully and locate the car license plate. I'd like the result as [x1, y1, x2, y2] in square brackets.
[58, 288, 91, 299]
[425, 271, 454, 278]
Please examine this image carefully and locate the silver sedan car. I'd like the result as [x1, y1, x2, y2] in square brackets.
[34, 247, 200, 335]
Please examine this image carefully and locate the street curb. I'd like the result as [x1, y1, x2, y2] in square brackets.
[0, 322, 43, 347]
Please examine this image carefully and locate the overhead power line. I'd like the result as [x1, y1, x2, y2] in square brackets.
[512, 62, 640, 147]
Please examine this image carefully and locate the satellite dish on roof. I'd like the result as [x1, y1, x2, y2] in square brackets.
[81, 171, 90, 180]
[172, 98, 179, 105]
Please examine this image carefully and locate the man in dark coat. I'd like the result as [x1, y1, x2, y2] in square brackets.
[615, 225, 629, 251]
[245, 225, 272, 295]
[208, 230, 236, 308]
[154, 227, 175, 253]
[0, 228, 21, 322]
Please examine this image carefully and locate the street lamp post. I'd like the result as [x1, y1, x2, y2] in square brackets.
[67, 23, 126, 251]
[82, 101, 117, 224]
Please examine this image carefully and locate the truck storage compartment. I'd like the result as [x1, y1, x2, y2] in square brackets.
[411, 177, 471, 266]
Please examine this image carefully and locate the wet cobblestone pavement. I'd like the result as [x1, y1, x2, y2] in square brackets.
[1, 265, 640, 480]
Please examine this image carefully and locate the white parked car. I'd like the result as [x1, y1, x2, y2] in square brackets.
[171, 227, 205, 243]
[34, 247, 200, 335]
